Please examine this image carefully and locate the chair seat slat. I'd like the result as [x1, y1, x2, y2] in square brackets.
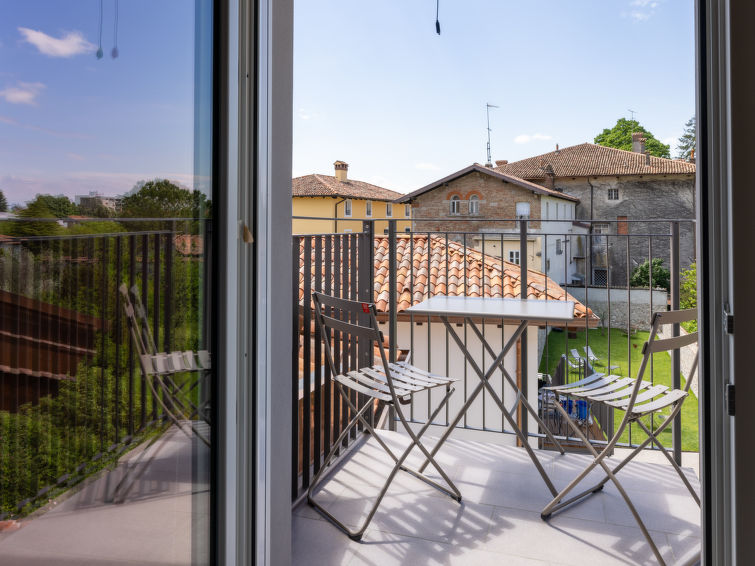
[589, 381, 652, 402]
[333, 373, 392, 402]
[574, 377, 635, 399]
[628, 389, 687, 414]
[356, 368, 420, 395]
[543, 373, 605, 391]
[555, 374, 622, 395]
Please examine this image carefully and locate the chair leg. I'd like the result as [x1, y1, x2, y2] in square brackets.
[541, 400, 667, 566]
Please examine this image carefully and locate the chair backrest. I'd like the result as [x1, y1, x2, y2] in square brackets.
[569, 349, 582, 360]
[619, 308, 698, 425]
[311, 292, 397, 398]
[584, 346, 596, 358]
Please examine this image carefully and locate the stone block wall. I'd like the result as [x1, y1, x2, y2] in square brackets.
[556, 175, 695, 286]
[564, 285, 668, 331]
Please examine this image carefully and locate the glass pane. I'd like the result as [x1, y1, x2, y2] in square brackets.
[0, 2, 214, 564]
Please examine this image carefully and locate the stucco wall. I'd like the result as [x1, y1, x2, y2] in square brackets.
[557, 175, 695, 286]
[292, 196, 411, 235]
[564, 285, 668, 330]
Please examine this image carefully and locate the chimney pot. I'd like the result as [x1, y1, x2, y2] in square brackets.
[495, 159, 508, 167]
[555, 144, 560, 153]
[631, 132, 646, 154]
[334, 160, 348, 181]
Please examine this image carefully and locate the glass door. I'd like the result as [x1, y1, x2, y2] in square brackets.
[0, 2, 216, 563]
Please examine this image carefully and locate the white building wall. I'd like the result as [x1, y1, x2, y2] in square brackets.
[540, 196, 586, 285]
[378, 319, 541, 448]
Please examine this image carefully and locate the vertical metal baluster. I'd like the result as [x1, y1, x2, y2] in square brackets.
[302, 237, 311, 488]
[115, 236, 121, 443]
[128, 235, 136, 436]
[140, 234, 149, 428]
[323, 235, 332, 455]
[670, 221, 681, 463]
[291, 236, 300, 499]
[313, 236, 322, 472]
[153, 234, 160, 421]
[100, 238, 107, 451]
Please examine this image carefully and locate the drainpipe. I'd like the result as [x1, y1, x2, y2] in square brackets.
[587, 178, 594, 284]
[334, 197, 345, 233]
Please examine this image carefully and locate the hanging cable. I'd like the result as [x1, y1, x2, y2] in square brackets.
[111, 0, 119, 58]
[96, 0, 104, 59]
[435, 0, 441, 34]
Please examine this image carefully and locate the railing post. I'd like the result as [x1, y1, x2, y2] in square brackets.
[388, 219, 397, 431]
[671, 221, 681, 465]
[520, 217, 528, 440]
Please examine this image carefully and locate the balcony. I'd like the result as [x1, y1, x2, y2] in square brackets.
[0, 217, 699, 565]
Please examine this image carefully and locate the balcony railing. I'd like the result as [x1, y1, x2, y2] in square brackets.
[292, 217, 697, 502]
[0, 218, 210, 520]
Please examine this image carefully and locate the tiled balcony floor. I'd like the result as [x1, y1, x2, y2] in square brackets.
[293, 430, 701, 566]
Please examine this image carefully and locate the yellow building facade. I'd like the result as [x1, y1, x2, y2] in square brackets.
[292, 161, 411, 234]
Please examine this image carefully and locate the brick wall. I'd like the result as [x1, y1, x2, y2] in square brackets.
[410, 171, 543, 234]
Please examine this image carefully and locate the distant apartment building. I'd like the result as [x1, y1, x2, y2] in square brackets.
[397, 164, 588, 286]
[75, 191, 123, 213]
[495, 138, 696, 286]
[292, 161, 411, 234]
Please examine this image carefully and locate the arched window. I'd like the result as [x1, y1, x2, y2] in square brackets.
[449, 195, 460, 215]
[468, 194, 480, 215]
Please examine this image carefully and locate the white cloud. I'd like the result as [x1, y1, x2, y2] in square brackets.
[414, 162, 439, 171]
[18, 27, 95, 58]
[514, 133, 553, 144]
[623, 0, 661, 22]
[0, 82, 45, 105]
[297, 108, 320, 121]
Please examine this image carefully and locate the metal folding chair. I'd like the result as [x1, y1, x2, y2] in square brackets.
[584, 344, 620, 374]
[541, 309, 699, 565]
[307, 292, 461, 540]
[120, 284, 211, 446]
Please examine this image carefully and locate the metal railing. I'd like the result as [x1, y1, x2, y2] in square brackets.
[292, 215, 697, 501]
[0, 218, 210, 519]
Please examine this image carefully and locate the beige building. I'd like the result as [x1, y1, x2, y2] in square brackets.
[292, 161, 411, 234]
[397, 163, 587, 285]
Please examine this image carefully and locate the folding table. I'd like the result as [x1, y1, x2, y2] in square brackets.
[406, 296, 575, 496]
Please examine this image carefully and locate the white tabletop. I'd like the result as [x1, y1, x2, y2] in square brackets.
[406, 296, 575, 323]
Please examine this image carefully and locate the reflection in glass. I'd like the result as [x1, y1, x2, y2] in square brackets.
[0, 2, 213, 564]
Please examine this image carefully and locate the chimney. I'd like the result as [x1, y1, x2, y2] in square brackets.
[495, 159, 508, 167]
[543, 164, 555, 190]
[631, 132, 646, 154]
[690, 148, 696, 163]
[334, 160, 348, 182]
[555, 144, 560, 154]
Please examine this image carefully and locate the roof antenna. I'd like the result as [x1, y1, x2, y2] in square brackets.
[111, 0, 119, 58]
[628, 109, 637, 121]
[485, 103, 499, 167]
[435, 0, 441, 34]
[96, 0, 104, 59]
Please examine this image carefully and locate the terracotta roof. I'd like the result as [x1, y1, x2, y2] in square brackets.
[173, 234, 204, 256]
[292, 174, 404, 202]
[397, 163, 579, 203]
[496, 143, 696, 179]
[298, 234, 596, 324]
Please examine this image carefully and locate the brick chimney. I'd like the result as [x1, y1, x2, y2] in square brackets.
[334, 160, 348, 181]
[543, 164, 555, 189]
[631, 132, 646, 154]
[495, 160, 508, 167]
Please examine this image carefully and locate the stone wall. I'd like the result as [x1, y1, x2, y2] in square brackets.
[410, 170, 543, 234]
[564, 285, 668, 331]
[556, 175, 695, 286]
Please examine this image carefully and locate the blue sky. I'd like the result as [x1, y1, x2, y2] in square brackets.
[294, 0, 696, 192]
[0, 1, 695, 205]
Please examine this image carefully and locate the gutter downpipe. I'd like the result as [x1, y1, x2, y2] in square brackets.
[334, 197, 346, 233]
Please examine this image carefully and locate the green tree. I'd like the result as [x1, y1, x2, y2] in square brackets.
[594, 118, 671, 158]
[120, 179, 210, 231]
[27, 194, 78, 218]
[0, 191, 8, 212]
[630, 258, 670, 291]
[6, 199, 61, 237]
[79, 200, 116, 218]
[676, 116, 696, 161]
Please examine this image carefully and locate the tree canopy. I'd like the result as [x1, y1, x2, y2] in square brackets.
[676, 116, 696, 161]
[6, 199, 61, 237]
[594, 118, 671, 158]
[0, 191, 8, 213]
[27, 194, 78, 218]
[120, 179, 210, 220]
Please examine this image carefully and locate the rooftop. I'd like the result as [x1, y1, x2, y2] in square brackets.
[496, 143, 697, 179]
[397, 163, 579, 203]
[298, 234, 597, 323]
[293, 174, 404, 202]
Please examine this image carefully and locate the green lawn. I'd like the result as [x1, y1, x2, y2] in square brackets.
[539, 328, 699, 452]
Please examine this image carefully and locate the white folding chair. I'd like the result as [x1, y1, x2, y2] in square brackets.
[307, 292, 461, 540]
[541, 309, 699, 565]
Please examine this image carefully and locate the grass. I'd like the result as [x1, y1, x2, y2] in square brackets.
[539, 327, 699, 452]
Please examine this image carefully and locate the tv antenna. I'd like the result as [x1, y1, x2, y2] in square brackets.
[628, 109, 637, 121]
[486, 103, 499, 167]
